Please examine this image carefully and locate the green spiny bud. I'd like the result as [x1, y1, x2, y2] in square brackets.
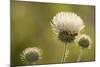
[20, 47, 42, 64]
[77, 35, 91, 48]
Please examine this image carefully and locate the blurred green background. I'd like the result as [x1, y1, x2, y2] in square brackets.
[11, 0, 95, 66]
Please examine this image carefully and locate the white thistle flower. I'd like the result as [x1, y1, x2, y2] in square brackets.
[76, 34, 91, 49]
[51, 12, 85, 34]
[51, 12, 85, 43]
[20, 47, 42, 64]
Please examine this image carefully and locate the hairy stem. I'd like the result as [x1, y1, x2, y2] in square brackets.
[61, 44, 69, 63]
[77, 48, 83, 62]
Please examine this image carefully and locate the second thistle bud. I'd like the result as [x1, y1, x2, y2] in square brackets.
[77, 35, 91, 48]
[20, 47, 42, 65]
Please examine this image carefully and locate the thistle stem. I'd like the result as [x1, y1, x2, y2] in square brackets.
[77, 48, 83, 62]
[61, 43, 69, 63]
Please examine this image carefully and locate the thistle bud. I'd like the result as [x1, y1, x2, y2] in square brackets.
[20, 47, 42, 64]
[77, 35, 91, 49]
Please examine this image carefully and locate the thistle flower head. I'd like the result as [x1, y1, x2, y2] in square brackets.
[20, 47, 42, 64]
[51, 12, 85, 43]
[77, 34, 91, 49]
